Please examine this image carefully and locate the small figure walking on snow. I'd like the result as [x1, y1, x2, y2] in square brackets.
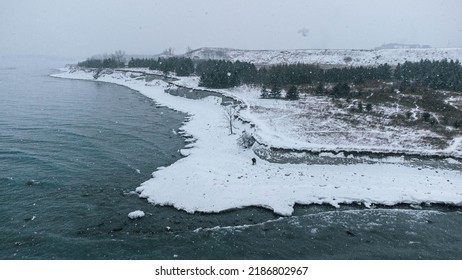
[251, 158, 257, 165]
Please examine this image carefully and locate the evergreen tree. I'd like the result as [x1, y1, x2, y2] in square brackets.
[269, 85, 282, 99]
[332, 82, 350, 98]
[366, 103, 372, 112]
[286, 85, 299, 100]
[410, 82, 417, 93]
[398, 80, 408, 92]
[376, 63, 392, 80]
[260, 85, 269, 99]
[357, 101, 363, 112]
[422, 112, 431, 122]
[315, 82, 325, 95]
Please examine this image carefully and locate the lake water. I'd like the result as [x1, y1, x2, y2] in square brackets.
[1, 57, 461, 259]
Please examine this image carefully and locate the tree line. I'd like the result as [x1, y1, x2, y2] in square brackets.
[77, 57, 125, 68]
[127, 57, 257, 87]
[79, 56, 462, 93]
[128, 57, 195, 76]
[258, 63, 393, 86]
[78, 50, 126, 69]
[394, 59, 462, 91]
[196, 60, 257, 88]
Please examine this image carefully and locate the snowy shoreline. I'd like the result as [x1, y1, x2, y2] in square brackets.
[51, 67, 462, 216]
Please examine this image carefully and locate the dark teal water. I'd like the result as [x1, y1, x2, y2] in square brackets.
[1, 57, 462, 259]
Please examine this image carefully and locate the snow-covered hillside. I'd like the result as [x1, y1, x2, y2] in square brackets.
[184, 47, 462, 66]
[173, 76, 462, 159]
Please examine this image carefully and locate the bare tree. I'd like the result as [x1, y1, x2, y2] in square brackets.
[163, 47, 175, 56]
[113, 50, 126, 64]
[223, 105, 238, 135]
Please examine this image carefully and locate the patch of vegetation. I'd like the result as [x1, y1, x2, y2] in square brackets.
[395, 59, 462, 91]
[128, 57, 195, 76]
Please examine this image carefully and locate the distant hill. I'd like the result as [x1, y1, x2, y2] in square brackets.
[374, 43, 431, 50]
[183, 47, 462, 67]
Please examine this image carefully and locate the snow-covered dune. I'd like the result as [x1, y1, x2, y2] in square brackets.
[185, 47, 462, 66]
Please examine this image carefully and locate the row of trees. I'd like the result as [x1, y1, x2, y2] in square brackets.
[261, 84, 300, 100]
[196, 60, 257, 88]
[80, 55, 462, 93]
[195, 61, 393, 89]
[128, 57, 195, 76]
[77, 57, 125, 68]
[258, 63, 392, 87]
[394, 59, 462, 91]
[198, 59, 462, 93]
[196, 61, 394, 89]
[78, 50, 126, 69]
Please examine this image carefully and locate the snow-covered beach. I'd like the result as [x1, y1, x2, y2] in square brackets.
[52, 68, 462, 216]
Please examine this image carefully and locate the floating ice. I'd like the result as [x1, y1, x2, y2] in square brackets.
[128, 210, 145, 219]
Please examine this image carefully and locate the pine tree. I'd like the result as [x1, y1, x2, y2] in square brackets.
[260, 85, 269, 99]
[269, 85, 281, 99]
[332, 82, 350, 98]
[357, 101, 363, 112]
[366, 103, 372, 112]
[315, 82, 325, 95]
[286, 85, 299, 100]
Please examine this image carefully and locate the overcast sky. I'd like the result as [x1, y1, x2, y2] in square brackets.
[1, 0, 461, 59]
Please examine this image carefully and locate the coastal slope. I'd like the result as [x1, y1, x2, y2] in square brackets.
[52, 68, 462, 216]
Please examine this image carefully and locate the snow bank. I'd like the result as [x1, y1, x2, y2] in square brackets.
[52, 68, 462, 216]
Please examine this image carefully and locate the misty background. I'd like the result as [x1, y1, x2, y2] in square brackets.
[1, 0, 461, 59]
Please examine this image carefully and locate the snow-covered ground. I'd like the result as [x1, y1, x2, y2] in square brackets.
[185, 47, 462, 66]
[174, 76, 462, 158]
[52, 68, 462, 216]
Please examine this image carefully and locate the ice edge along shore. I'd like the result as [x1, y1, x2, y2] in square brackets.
[51, 68, 462, 216]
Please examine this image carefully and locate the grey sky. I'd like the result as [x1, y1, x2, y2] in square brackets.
[1, 0, 461, 59]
